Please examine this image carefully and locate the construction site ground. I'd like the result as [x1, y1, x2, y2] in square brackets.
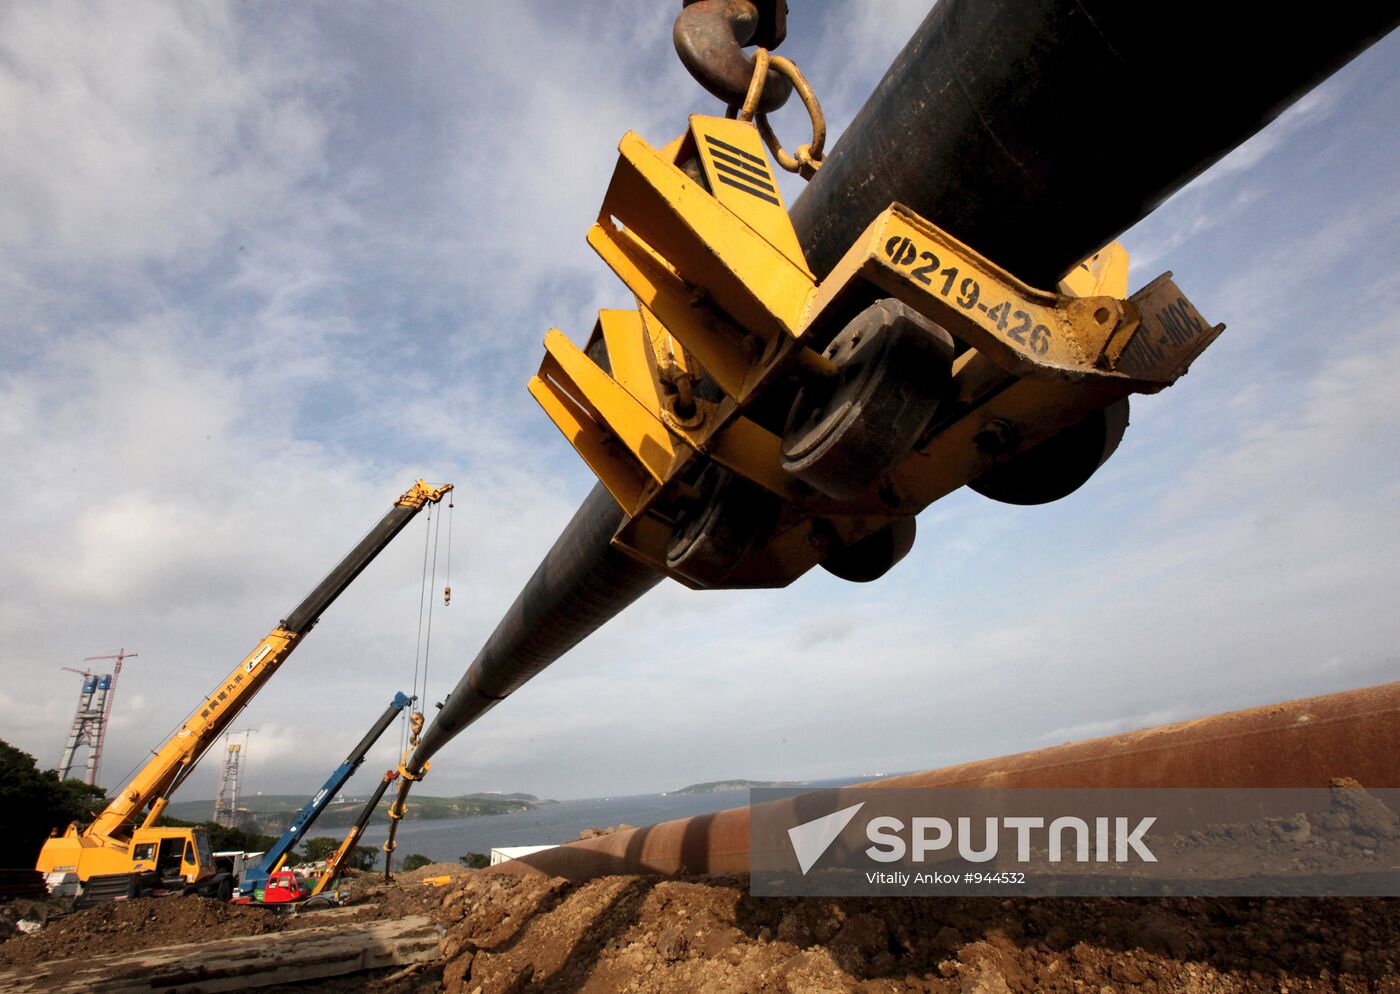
[4, 865, 1399, 993]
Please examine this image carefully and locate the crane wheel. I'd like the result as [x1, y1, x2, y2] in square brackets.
[781, 299, 954, 500]
[969, 398, 1130, 506]
[820, 517, 917, 583]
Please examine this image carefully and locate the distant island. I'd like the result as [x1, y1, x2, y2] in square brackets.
[670, 779, 800, 795]
[165, 791, 554, 835]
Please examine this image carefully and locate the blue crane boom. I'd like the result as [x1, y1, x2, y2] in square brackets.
[237, 691, 414, 896]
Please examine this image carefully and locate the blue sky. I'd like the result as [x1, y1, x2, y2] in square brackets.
[1, 3, 1396, 804]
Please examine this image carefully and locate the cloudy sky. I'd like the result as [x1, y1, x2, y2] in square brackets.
[1, 3, 1396, 807]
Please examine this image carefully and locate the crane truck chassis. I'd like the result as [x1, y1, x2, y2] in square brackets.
[37, 481, 452, 904]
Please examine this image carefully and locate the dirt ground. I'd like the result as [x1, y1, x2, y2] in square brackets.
[0, 873, 432, 968]
[5, 870, 1400, 992]
[432, 873, 1400, 994]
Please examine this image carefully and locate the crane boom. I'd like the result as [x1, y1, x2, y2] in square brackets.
[310, 769, 400, 897]
[37, 480, 451, 892]
[237, 691, 414, 896]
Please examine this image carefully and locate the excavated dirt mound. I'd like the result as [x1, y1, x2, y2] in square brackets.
[0, 895, 294, 965]
[432, 872, 1400, 994]
[7, 872, 1399, 991]
[0, 884, 433, 967]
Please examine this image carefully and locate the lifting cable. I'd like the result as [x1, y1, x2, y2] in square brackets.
[400, 502, 436, 756]
[443, 493, 454, 607]
[400, 495, 450, 755]
[421, 503, 443, 707]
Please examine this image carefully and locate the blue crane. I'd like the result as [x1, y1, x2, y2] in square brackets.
[236, 691, 414, 898]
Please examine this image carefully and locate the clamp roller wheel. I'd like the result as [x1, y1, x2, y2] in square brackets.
[969, 397, 1130, 506]
[781, 299, 955, 501]
[820, 517, 918, 583]
[666, 463, 776, 586]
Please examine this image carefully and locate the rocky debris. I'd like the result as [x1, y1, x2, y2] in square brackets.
[576, 824, 636, 841]
[0, 895, 293, 966]
[0, 898, 63, 942]
[430, 872, 1400, 993]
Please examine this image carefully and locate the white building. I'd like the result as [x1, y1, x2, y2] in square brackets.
[488, 845, 556, 866]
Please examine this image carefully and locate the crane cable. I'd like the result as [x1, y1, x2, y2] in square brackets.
[400, 503, 436, 757]
[443, 494, 454, 607]
[388, 498, 447, 873]
[400, 498, 449, 755]
[421, 505, 443, 708]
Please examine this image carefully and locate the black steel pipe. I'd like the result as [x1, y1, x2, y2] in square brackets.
[408, 483, 663, 767]
[405, 1, 1397, 774]
[791, 0, 1399, 287]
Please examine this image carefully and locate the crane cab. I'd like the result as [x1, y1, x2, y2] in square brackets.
[129, 827, 215, 886]
[37, 824, 221, 896]
[258, 869, 311, 904]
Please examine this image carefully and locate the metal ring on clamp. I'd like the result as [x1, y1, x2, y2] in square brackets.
[755, 54, 826, 179]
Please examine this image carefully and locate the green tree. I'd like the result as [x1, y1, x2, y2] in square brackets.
[401, 853, 433, 872]
[459, 851, 490, 869]
[0, 740, 107, 865]
[299, 837, 340, 863]
[295, 837, 376, 870]
[348, 845, 378, 871]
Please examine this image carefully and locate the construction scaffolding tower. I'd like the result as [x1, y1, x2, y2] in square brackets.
[57, 669, 111, 785]
[213, 731, 253, 828]
[82, 648, 137, 785]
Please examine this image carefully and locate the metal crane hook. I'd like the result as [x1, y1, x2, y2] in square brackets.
[673, 0, 792, 114]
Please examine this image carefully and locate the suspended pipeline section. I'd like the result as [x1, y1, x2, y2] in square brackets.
[381, 0, 1400, 857]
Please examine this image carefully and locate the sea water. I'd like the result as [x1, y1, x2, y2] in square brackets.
[360, 776, 882, 865]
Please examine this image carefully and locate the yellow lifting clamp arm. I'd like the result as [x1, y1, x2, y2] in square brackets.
[804, 205, 1221, 392]
[531, 115, 1224, 591]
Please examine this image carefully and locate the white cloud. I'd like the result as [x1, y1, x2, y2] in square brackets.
[0, 2, 329, 268]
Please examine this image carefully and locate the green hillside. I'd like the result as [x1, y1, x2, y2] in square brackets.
[164, 791, 549, 834]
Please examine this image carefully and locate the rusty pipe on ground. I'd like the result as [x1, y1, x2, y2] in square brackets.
[489, 679, 1400, 880]
[398, 1, 1398, 791]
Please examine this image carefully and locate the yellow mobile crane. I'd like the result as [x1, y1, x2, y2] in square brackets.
[37, 480, 452, 904]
